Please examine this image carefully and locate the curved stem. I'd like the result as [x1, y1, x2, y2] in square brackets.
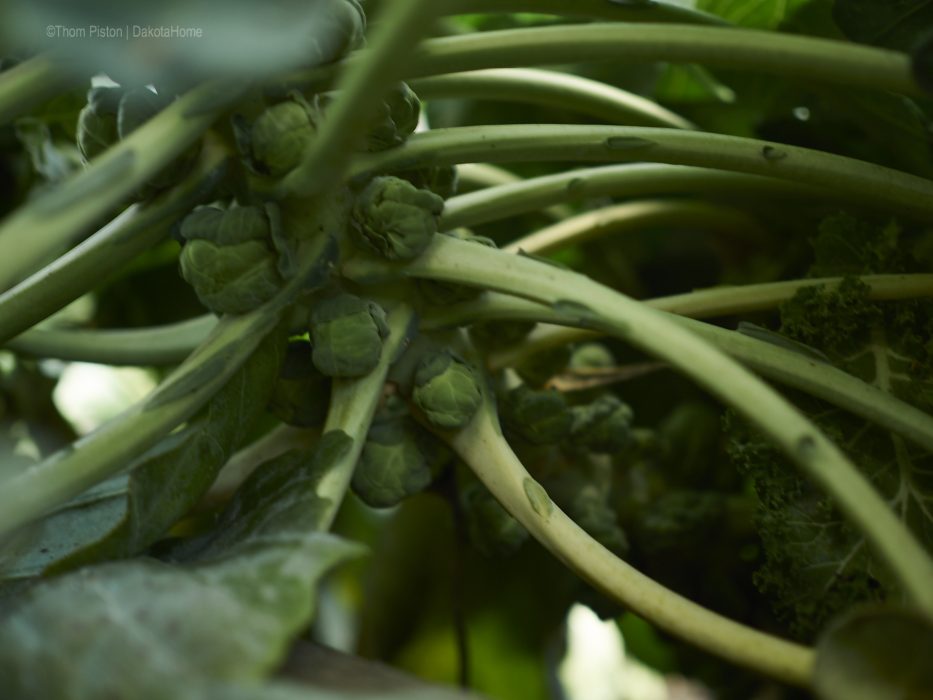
[425, 292, 933, 457]
[446, 397, 814, 685]
[276, 0, 447, 199]
[0, 83, 245, 293]
[504, 199, 766, 255]
[410, 68, 696, 129]
[353, 125, 933, 221]
[449, 0, 729, 25]
[344, 236, 933, 611]
[455, 163, 572, 224]
[315, 303, 415, 530]
[0, 54, 81, 126]
[405, 24, 920, 96]
[6, 315, 217, 365]
[0, 145, 228, 346]
[442, 163, 817, 230]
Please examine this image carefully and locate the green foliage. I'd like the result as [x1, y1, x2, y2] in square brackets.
[698, 0, 814, 28]
[501, 384, 572, 445]
[309, 294, 389, 377]
[727, 214, 933, 639]
[412, 351, 482, 429]
[180, 205, 272, 247]
[76, 86, 121, 162]
[568, 394, 634, 454]
[351, 176, 444, 260]
[364, 82, 421, 152]
[249, 99, 319, 177]
[833, 0, 933, 51]
[180, 239, 283, 314]
[461, 482, 529, 557]
[267, 339, 331, 427]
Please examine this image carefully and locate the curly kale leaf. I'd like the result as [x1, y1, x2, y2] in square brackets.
[729, 214, 933, 640]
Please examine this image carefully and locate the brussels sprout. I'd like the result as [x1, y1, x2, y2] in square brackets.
[548, 471, 628, 557]
[569, 343, 615, 370]
[250, 100, 317, 177]
[412, 351, 482, 429]
[309, 294, 389, 377]
[569, 395, 634, 454]
[76, 86, 123, 162]
[117, 86, 170, 139]
[515, 344, 571, 388]
[462, 483, 529, 557]
[351, 176, 444, 260]
[418, 231, 496, 304]
[180, 206, 272, 246]
[469, 320, 535, 351]
[501, 385, 572, 445]
[398, 164, 459, 200]
[351, 419, 438, 508]
[268, 340, 331, 427]
[365, 82, 421, 152]
[179, 239, 282, 314]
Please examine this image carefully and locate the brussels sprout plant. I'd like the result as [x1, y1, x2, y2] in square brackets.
[1, 0, 933, 698]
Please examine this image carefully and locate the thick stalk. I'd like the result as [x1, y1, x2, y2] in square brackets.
[0, 54, 81, 125]
[447, 397, 814, 685]
[449, 0, 729, 25]
[442, 163, 816, 230]
[6, 315, 217, 366]
[424, 292, 933, 456]
[0, 84, 244, 292]
[343, 236, 933, 610]
[504, 199, 766, 255]
[315, 304, 415, 530]
[455, 163, 572, 223]
[409, 68, 695, 129]
[352, 125, 933, 221]
[406, 24, 920, 96]
[276, 0, 447, 198]
[0, 145, 228, 345]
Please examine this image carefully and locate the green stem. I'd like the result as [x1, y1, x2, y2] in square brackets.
[455, 163, 572, 223]
[504, 199, 766, 255]
[0, 145, 228, 345]
[6, 315, 217, 365]
[344, 236, 933, 611]
[426, 292, 933, 456]
[406, 24, 920, 96]
[276, 0, 447, 199]
[0, 54, 81, 126]
[409, 68, 695, 129]
[315, 304, 415, 530]
[352, 125, 933, 221]
[449, 0, 729, 25]
[447, 397, 814, 685]
[442, 163, 816, 230]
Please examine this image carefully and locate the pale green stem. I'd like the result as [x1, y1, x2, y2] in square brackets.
[0, 145, 229, 345]
[352, 125, 933, 221]
[409, 68, 696, 129]
[406, 24, 920, 96]
[343, 236, 933, 611]
[447, 397, 814, 685]
[442, 163, 816, 230]
[449, 0, 729, 25]
[0, 84, 244, 293]
[455, 163, 572, 223]
[0, 54, 81, 125]
[504, 199, 766, 255]
[425, 292, 933, 456]
[6, 315, 217, 365]
[315, 304, 415, 530]
[276, 0, 447, 199]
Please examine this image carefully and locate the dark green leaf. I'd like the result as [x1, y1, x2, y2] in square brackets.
[833, 0, 933, 51]
[699, 0, 815, 27]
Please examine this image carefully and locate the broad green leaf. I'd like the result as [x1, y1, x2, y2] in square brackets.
[833, 0, 933, 51]
[813, 606, 933, 699]
[698, 0, 814, 28]
[0, 330, 285, 582]
[0, 538, 360, 699]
